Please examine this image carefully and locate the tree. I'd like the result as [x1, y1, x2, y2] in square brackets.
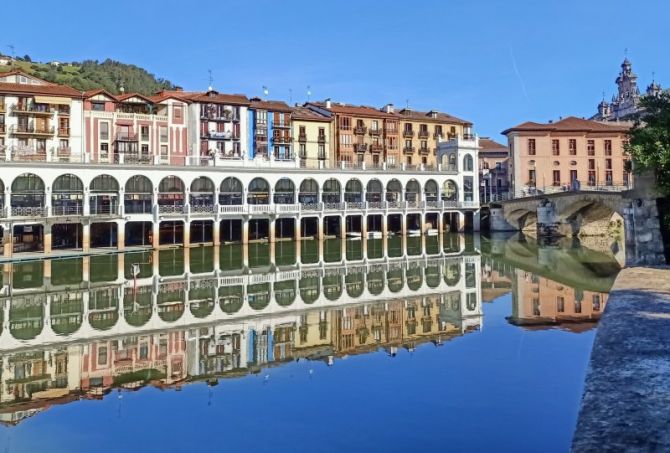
[627, 92, 670, 194]
[23, 54, 31, 62]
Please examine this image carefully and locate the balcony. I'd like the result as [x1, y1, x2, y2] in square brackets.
[433, 131, 443, 139]
[298, 133, 307, 142]
[273, 121, 291, 129]
[273, 135, 292, 144]
[201, 109, 238, 122]
[115, 131, 138, 141]
[11, 124, 55, 136]
[10, 104, 53, 115]
[402, 130, 414, 138]
[10, 145, 47, 161]
[418, 130, 429, 139]
[463, 133, 474, 140]
[403, 146, 415, 154]
[369, 128, 382, 136]
[354, 125, 367, 135]
[370, 143, 383, 153]
[58, 127, 70, 137]
[0, 123, 5, 134]
[206, 130, 239, 141]
[317, 134, 326, 143]
[354, 143, 368, 153]
[419, 146, 430, 155]
[54, 146, 71, 160]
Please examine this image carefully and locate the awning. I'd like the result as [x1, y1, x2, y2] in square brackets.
[34, 96, 71, 106]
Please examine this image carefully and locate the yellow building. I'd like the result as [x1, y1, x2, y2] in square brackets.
[393, 106, 473, 168]
[292, 106, 332, 169]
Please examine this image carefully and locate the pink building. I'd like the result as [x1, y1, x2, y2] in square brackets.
[83, 90, 189, 165]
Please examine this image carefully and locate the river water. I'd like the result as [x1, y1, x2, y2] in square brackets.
[0, 234, 620, 452]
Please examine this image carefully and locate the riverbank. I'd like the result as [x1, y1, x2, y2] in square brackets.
[572, 266, 670, 451]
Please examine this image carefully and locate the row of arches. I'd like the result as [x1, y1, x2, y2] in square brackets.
[1, 174, 461, 214]
[6, 262, 473, 339]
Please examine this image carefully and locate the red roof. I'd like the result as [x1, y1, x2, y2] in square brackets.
[291, 106, 332, 122]
[395, 108, 472, 126]
[479, 137, 507, 152]
[308, 101, 396, 119]
[502, 116, 631, 135]
[249, 98, 293, 113]
[0, 81, 82, 98]
[183, 90, 250, 106]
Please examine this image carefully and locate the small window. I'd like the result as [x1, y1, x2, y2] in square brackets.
[528, 139, 536, 155]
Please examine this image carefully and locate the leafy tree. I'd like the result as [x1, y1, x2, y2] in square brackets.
[23, 54, 31, 62]
[627, 92, 670, 194]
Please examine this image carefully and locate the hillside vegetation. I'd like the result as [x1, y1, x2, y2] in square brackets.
[0, 57, 176, 95]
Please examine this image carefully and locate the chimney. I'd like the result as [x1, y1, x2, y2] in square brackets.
[384, 103, 394, 113]
[174, 86, 183, 92]
[325, 98, 332, 109]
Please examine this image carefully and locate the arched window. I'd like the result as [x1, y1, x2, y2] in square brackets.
[322, 179, 341, 203]
[220, 177, 243, 205]
[448, 153, 457, 171]
[344, 179, 362, 203]
[11, 173, 45, 209]
[442, 180, 458, 201]
[405, 179, 421, 202]
[274, 178, 295, 204]
[90, 175, 120, 215]
[190, 177, 215, 206]
[158, 176, 185, 206]
[248, 178, 270, 205]
[52, 174, 84, 215]
[424, 179, 439, 201]
[125, 175, 152, 214]
[366, 179, 383, 202]
[299, 178, 319, 204]
[386, 179, 402, 202]
[463, 154, 474, 172]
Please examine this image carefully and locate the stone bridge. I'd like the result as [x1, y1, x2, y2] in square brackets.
[489, 189, 665, 266]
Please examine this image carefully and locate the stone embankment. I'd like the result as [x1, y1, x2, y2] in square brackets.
[572, 267, 670, 451]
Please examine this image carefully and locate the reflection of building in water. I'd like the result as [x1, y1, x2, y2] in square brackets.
[480, 259, 513, 303]
[0, 250, 482, 423]
[510, 270, 608, 331]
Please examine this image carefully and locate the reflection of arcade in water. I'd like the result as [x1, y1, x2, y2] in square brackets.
[0, 242, 482, 425]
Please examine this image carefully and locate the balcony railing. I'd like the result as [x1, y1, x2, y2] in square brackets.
[433, 132, 443, 139]
[403, 146, 415, 154]
[273, 135, 292, 144]
[354, 125, 367, 135]
[206, 130, 240, 140]
[402, 130, 414, 138]
[11, 206, 46, 217]
[201, 110, 238, 121]
[11, 124, 55, 135]
[317, 135, 326, 143]
[273, 121, 291, 129]
[115, 131, 138, 141]
[370, 143, 383, 153]
[298, 133, 307, 142]
[369, 128, 382, 136]
[10, 104, 53, 115]
[52, 205, 84, 216]
[418, 130, 429, 139]
[58, 127, 70, 137]
[463, 133, 474, 140]
[354, 143, 368, 153]
[419, 146, 430, 155]
[0, 123, 5, 134]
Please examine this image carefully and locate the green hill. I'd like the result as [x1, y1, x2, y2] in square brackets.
[0, 57, 176, 95]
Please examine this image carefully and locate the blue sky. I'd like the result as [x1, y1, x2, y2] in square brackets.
[3, 0, 668, 140]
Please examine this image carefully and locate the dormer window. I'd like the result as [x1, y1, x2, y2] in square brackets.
[429, 111, 438, 119]
[91, 101, 105, 112]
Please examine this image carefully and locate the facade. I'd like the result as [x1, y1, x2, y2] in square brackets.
[291, 106, 331, 168]
[478, 137, 510, 201]
[83, 90, 189, 165]
[393, 106, 473, 168]
[305, 101, 399, 168]
[593, 58, 665, 122]
[248, 98, 293, 161]
[502, 116, 631, 195]
[0, 70, 83, 163]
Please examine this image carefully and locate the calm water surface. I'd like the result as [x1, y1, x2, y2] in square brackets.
[0, 234, 620, 452]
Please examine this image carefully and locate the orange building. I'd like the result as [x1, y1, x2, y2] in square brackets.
[502, 116, 632, 195]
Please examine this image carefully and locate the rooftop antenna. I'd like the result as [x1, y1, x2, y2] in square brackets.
[207, 69, 213, 91]
[289, 88, 293, 105]
[307, 85, 311, 102]
[405, 99, 409, 109]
